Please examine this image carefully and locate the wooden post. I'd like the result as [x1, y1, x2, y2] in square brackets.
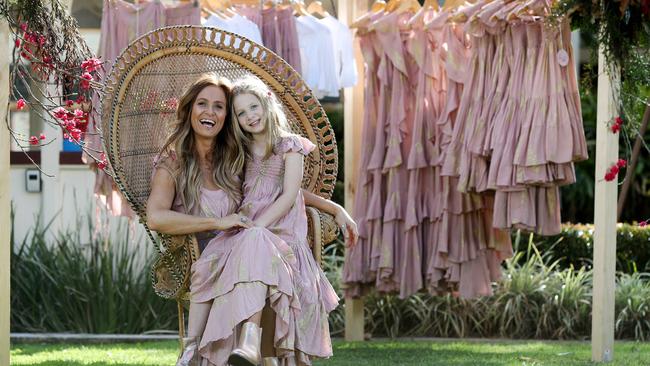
[337, 0, 369, 342]
[592, 46, 619, 363]
[1, 14, 12, 366]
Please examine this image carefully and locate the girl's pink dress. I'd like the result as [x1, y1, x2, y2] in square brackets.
[193, 135, 339, 366]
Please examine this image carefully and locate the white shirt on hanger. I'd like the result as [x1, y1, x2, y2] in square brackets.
[295, 15, 339, 98]
[318, 14, 358, 89]
[203, 13, 264, 46]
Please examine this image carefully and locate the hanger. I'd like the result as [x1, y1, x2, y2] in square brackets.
[408, 0, 439, 25]
[385, 0, 421, 13]
[292, 0, 309, 15]
[306, 1, 330, 17]
[350, 1, 384, 29]
[370, 0, 387, 12]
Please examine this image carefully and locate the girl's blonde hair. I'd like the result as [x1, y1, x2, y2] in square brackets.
[230, 76, 290, 159]
[159, 74, 245, 212]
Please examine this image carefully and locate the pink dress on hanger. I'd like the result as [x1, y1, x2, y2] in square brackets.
[89, 0, 201, 218]
[371, 10, 418, 295]
[276, 7, 302, 74]
[343, 14, 383, 297]
[235, 4, 263, 30]
[401, 7, 444, 298]
[193, 135, 338, 366]
[165, 2, 201, 26]
[86, 0, 166, 218]
[428, 6, 512, 298]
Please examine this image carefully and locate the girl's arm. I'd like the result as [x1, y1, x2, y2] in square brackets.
[302, 189, 359, 247]
[146, 168, 250, 235]
[253, 152, 303, 228]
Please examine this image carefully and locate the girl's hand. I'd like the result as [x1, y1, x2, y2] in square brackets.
[335, 207, 359, 248]
[216, 213, 252, 231]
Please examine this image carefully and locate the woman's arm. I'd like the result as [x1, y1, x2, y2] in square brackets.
[302, 189, 359, 247]
[253, 152, 303, 228]
[146, 168, 250, 235]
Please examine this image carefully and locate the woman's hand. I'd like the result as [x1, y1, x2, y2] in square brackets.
[215, 213, 252, 231]
[335, 207, 359, 248]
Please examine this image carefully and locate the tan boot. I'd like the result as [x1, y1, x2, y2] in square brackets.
[262, 357, 279, 366]
[228, 322, 262, 366]
[176, 336, 201, 366]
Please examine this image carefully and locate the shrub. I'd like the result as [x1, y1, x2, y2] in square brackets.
[10, 212, 178, 334]
[527, 223, 650, 273]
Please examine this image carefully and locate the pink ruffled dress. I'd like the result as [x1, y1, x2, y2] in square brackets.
[194, 135, 338, 366]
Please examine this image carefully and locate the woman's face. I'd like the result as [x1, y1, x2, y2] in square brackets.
[233, 93, 265, 136]
[190, 85, 228, 140]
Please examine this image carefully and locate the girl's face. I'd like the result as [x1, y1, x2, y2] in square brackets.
[190, 85, 228, 140]
[233, 93, 265, 136]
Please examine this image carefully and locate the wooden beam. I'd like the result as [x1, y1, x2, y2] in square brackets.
[592, 46, 619, 363]
[338, 0, 369, 342]
[1, 14, 12, 366]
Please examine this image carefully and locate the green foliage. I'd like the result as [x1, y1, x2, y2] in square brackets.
[526, 223, 650, 273]
[10, 213, 178, 334]
[324, 105, 345, 206]
[329, 237, 650, 341]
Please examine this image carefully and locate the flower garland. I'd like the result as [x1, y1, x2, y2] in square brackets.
[1, 0, 107, 174]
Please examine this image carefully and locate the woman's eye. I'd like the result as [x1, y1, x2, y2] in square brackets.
[197, 102, 205, 106]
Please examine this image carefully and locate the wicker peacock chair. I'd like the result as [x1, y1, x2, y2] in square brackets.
[100, 26, 340, 337]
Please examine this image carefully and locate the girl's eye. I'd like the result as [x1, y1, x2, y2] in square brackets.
[237, 111, 244, 117]
[250, 104, 258, 110]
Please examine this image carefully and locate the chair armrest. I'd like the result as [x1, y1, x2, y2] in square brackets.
[306, 206, 340, 267]
[150, 233, 199, 300]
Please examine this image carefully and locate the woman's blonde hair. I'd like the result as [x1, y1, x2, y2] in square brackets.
[159, 74, 245, 212]
[230, 76, 290, 159]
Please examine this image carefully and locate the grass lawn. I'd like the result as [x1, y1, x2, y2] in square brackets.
[10, 339, 650, 365]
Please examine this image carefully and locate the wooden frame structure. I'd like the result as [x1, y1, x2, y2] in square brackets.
[0, 1, 621, 363]
[336, 1, 620, 361]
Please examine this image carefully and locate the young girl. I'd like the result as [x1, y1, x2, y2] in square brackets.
[225, 75, 340, 366]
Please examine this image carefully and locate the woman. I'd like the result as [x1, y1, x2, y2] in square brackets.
[146, 74, 357, 366]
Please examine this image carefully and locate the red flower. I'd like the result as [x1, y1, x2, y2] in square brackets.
[16, 98, 26, 110]
[610, 165, 619, 175]
[615, 116, 624, 125]
[20, 23, 28, 32]
[14, 38, 20, 48]
[617, 159, 627, 168]
[53, 107, 67, 120]
[39, 133, 46, 140]
[74, 109, 84, 118]
[29, 136, 39, 145]
[81, 57, 102, 73]
[38, 35, 46, 46]
[640, 221, 648, 228]
[76, 95, 85, 103]
[65, 100, 74, 108]
[611, 123, 620, 134]
[604, 171, 617, 182]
